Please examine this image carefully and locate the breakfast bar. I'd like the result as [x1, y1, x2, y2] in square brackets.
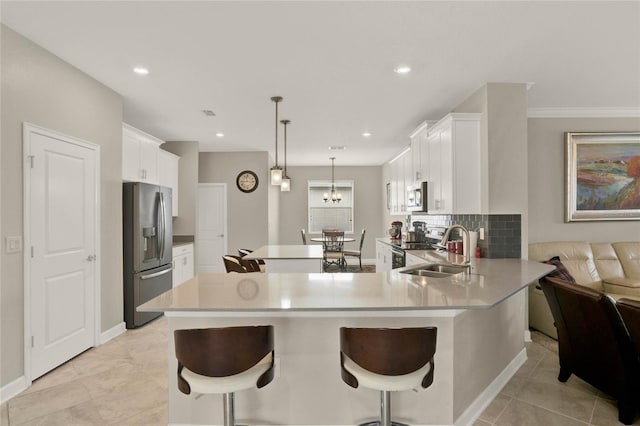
[140, 258, 553, 426]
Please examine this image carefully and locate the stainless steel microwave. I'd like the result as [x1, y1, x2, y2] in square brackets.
[407, 181, 428, 212]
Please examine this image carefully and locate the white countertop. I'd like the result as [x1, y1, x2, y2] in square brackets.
[139, 257, 554, 313]
[244, 244, 324, 260]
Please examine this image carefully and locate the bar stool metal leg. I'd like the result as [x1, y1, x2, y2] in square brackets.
[223, 392, 235, 426]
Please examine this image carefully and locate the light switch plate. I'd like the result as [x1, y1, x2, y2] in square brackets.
[479, 228, 485, 240]
[6, 236, 22, 253]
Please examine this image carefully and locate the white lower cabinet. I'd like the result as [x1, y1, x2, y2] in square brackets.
[376, 240, 393, 272]
[172, 243, 194, 288]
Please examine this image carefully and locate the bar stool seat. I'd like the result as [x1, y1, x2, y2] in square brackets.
[340, 326, 437, 426]
[180, 352, 273, 394]
[342, 355, 431, 392]
[175, 325, 275, 426]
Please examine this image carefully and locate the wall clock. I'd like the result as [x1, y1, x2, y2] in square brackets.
[236, 170, 259, 193]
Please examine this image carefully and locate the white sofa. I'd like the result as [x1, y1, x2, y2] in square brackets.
[528, 241, 640, 338]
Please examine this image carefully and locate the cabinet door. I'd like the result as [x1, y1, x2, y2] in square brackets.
[390, 160, 400, 214]
[427, 132, 441, 212]
[159, 150, 180, 216]
[139, 137, 159, 184]
[122, 130, 141, 182]
[376, 241, 392, 272]
[182, 250, 194, 282]
[411, 135, 421, 184]
[401, 151, 412, 213]
[172, 255, 183, 288]
[439, 126, 453, 214]
[420, 131, 430, 186]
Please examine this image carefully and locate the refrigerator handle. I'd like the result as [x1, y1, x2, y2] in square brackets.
[159, 191, 166, 261]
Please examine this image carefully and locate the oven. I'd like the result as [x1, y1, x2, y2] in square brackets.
[391, 246, 406, 269]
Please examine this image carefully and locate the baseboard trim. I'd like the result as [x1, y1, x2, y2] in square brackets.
[99, 321, 126, 345]
[0, 375, 28, 404]
[454, 347, 527, 426]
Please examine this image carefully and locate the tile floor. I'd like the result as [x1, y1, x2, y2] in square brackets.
[1, 318, 637, 426]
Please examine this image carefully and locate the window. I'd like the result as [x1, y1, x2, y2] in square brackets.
[308, 180, 354, 234]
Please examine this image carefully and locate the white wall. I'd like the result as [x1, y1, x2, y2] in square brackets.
[278, 165, 383, 259]
[528, 117, 640, 243]
[162, 141, 199, 237]
[1, 25, 123, 387]
[198, 152, 270, 256]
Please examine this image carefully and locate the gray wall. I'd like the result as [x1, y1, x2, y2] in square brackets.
[528, 117, 640, 243]
[162, 141, 199, 237]
[1, 25, 123, 386]
[199, 152, 270, 255]
[278, 165, 383, 260]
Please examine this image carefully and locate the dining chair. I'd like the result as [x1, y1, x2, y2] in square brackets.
[238, 248, 266, 272]
[343, 229, 366, 270]
[323, 230, 345, 270]
[223, 255, 255, 273]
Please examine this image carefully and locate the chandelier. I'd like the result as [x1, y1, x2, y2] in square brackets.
[323, 157, 342, 203]
[270, 96, 283, 185]
[280, 119, 291, 192]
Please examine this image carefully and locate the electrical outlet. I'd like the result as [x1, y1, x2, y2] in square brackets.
[479, 228, 485, 240]
[6, 236, 22, 253]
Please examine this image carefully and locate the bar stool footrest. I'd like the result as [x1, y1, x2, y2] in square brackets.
[357, 422, 410, 426]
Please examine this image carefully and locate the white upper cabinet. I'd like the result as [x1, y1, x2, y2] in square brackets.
[389, 148, 412, 215]
[409, 121, 430, 185]
[426, 113, 481, 214]
[158, 149, 180, 216]
[122, 123, 163, 184]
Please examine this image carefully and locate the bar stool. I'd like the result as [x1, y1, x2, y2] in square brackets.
[339, 327, 437, 426]
[174, 325, 275, 426]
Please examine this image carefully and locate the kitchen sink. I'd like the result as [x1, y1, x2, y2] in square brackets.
[400, 263, 469, 278]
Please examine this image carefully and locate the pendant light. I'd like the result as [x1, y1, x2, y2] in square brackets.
[280, 119, 291, 192]
[270, 96, 283, 185]
[323, 157, 342, 203]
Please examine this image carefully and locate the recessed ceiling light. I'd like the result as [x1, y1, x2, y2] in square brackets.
[362, 132, 372, 137]
[133, 67, 149, 75]
[394, 66, 411, 74]
[215, 132, 224, 138]
[329, 146, 346, 151]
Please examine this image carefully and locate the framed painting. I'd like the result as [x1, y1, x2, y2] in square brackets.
[565, 132, 640, 222]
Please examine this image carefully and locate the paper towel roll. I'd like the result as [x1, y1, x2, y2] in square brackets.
[467, 231, 478, 257]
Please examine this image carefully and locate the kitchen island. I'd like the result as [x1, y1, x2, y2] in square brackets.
[244, 244, 324, 273]
[140, 257, 553, 426]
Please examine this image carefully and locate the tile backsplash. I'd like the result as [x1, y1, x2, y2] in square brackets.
[409, 214, 521, 258]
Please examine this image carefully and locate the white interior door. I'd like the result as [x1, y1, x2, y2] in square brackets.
[25, 124, 98, 380]
[197, 184, 227, 273]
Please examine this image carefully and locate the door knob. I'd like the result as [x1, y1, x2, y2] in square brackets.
[217, 234, 224, 238]
[86, 255, 96, 261]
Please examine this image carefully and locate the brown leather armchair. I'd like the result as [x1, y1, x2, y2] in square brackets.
[540, 277, 640, 425]
[617, 298, 640, 355]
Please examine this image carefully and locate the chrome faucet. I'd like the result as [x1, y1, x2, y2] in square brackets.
[439, 224, 471, 272]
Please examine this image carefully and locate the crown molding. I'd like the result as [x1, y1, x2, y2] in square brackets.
[528, 107, 640, 118]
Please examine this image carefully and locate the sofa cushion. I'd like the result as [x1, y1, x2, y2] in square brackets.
[612, 242, 640, 279]
[591, 243, 625, 280]
[529, 242, 603, 291]
[543, 256, 577, 283]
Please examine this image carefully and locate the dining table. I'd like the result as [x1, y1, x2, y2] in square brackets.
[309, 237, 356, 243]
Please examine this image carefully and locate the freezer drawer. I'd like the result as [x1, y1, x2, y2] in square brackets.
[124, 263, 172, 329]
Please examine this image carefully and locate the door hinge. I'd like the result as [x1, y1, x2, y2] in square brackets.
[27, 155, 34, 169]
[31, 336, 34, 348]
[31, 246, 34, 258]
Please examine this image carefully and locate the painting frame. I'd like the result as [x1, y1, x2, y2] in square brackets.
[565, 132, 640, 222]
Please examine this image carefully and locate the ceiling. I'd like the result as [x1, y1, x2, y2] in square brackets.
[2, 1, 639, 166]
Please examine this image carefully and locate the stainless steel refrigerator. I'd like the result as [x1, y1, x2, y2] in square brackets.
[123, 182, 173, 329]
